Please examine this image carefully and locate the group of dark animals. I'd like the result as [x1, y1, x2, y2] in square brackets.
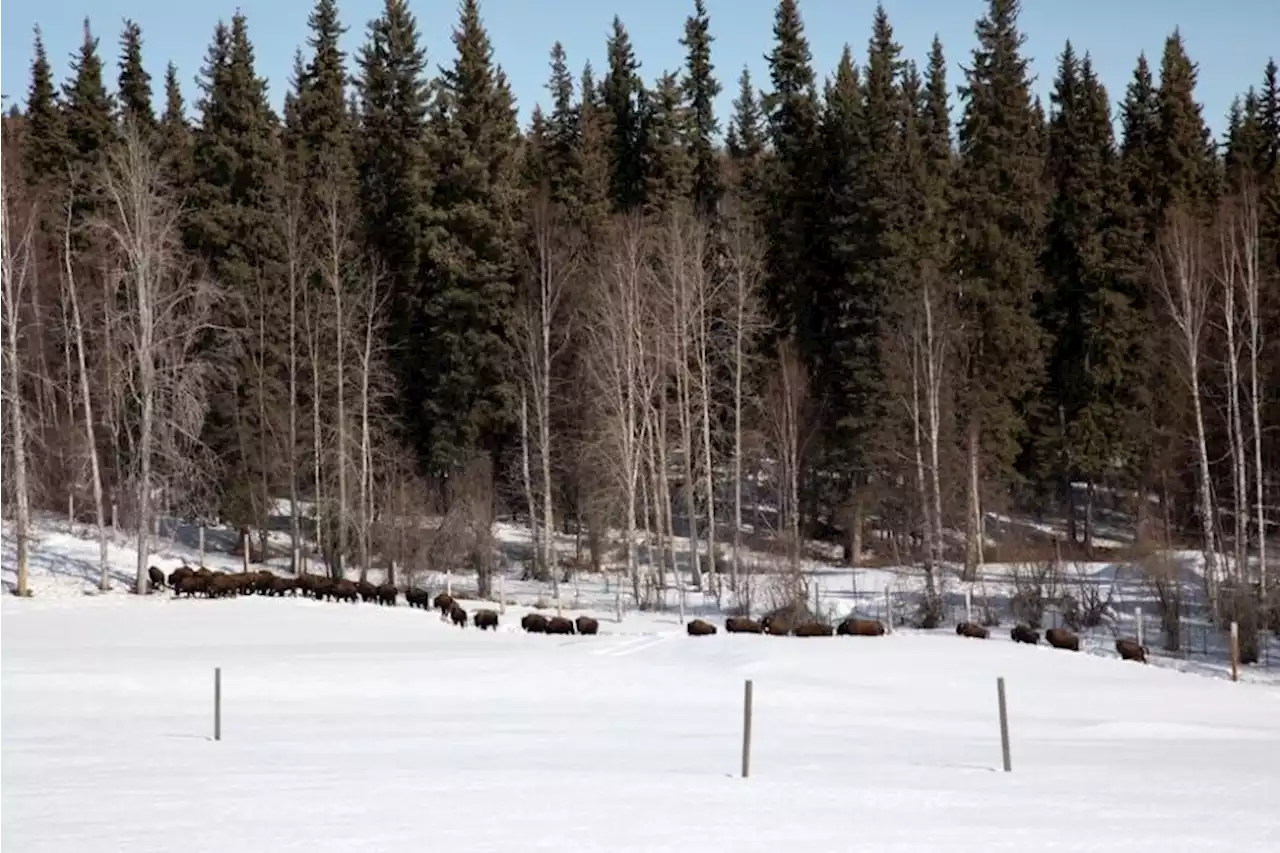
[959, 619, 1149, 664]
[147, 565, 511, 631]
[684, 614, 888, 638]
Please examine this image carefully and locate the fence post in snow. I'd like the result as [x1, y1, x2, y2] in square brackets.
[446, 570, 453, 597]
[241, 532, 250, 574]
[615, 588, 623, 623]
[198, 526, 206, 566]
[1135, 607, 1143, 647]
[996, 676, 1011, 772]
[884, 586, 893, 633]
[1230, 622, 1240, 683]
[741, 679, 754, 778]
[498, 573, 506, 615]
[111, 501, 118, 542]
[214, 667, 222, 742]
[965, 587, 973, 624]
[68, 494, 75, 529]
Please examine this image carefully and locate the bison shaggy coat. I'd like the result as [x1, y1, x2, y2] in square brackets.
[575, 616, 600, 635]
[406, 589, 430, 609]
[1010, 624, 1040, 645]
[1045, 627, 1080, 651]
[521, 613, 549, 633]
[837, 617, 886, 637]
[449, 603, 468, 627]
[376, 584, 398, 606]
[956, 621, 990, 639]
[546, 616, 575, 635]
[725, 616, 763, 634]
[686, 619, 717, 636]
[1115, 637, 1148, 663]
[473, 609, 500, 630]
[356, 580, 378, 603]
[794, 622, 835, 637]
[434, 592, 456, 614]
[147, 566, 165, 591]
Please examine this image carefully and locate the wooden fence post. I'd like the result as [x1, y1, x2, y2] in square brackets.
[1135, 606, 1143, 647]
[884, 586, 894, 633]
[1230, 622, 1240, 683]
[996, 676, 1011, 772]
[214, 667, 222, 742]
[741, 679, 754, 778]
[198, 526, 206, 566]
[241, 532, 250, 574]
[498, 573, 506, 615]
[965, 587, 973, 624]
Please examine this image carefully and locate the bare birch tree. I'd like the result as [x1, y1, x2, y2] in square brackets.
[765, 337, 812, 573]
[1, 159, 36, 597]
[721, 204, 768, 595]
[1214, 197, 1249, 581]
[100, 126, 222, 594]
[355, 262, 391, 584]
[320, 184, 352, 578]
[1154, 208, 1220, 593]
[62, 204, 111, 591]
[283, 189, 306, 572]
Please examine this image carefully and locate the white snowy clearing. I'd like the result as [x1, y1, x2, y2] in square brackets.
[4, 525, 1280, 852]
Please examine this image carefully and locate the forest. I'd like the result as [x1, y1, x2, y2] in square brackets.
[2, 0, 1277, 610]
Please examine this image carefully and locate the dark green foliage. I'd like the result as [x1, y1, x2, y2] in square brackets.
[295, 0, 354, 198]
[641, 71, 692, 215]
[541, 42, 578, 206]
[117, 20, 155, 131]
[157, 62, 194, 188]
[62, 18, 115, 232]
[726, 66, 765, 209]
[602, 17, 645, 213]
[952, 0, 1047, 481]
[573, 62, 614, 238]
[680, 0, 722, 218]
[22, 26, 69, 189]
[418, 0, 522, 472]
[1155, 31, 1217, 218]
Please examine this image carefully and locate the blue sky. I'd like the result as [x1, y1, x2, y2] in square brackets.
[2, 0, 1275, 141]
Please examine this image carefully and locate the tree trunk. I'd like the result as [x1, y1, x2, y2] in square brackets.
[520, 390, 544, 584]
[965, 419, 983, 580]
[133, 280, 156, 596]
[923, 284, 946, 571]
[3, 286, 31, 598]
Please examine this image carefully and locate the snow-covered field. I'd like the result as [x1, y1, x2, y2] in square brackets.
[5, 523, 1280, 852]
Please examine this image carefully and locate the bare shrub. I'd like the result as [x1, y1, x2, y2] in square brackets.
[1141, 553, 1183, 652]
[1008, 559, 1060, 628]
[1060, 561, 1116, 631]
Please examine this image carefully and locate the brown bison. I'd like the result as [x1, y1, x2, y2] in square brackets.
[175, 574, 208, 598]
[356, 580, 378, 603]
[332, 579, 359, 603]
[376, 584, 398, 606]
[686, 619, 717, 636]
[1045, 627, 1080, 651]
[207, 574, 238, 599]
[794, 622, 835, 637]
[168, 566, 194, 588]
[546, 616, 576, 635]
[405, 588, 430, 609]
[434, 592, 456, 615]
[521, 613, 549, 633]
[449, 603, 468, 627]
[725, 616, 763, 634]
[761, 614, 793, 636]
[956, 621, 990, 640]
[1010, 624, 1040, 645]
[473, 609, 500, 631]
[270, 576, 296, 597]
[837, 617, 886, 637]
[147, 566, 165, 591]
[575, 615, 600, 636]
[1115, 637, 1148, 663]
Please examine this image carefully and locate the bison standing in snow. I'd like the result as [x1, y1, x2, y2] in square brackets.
[1010, 624, 1040, 645]
[575, 616, 600, 635]
[448, 603, 468, 627]
[147, 566, 165, 592]
[1115, 637, 1147, 663]
[837, 617, 885, 637]
[546, 616, 575, 635]
[1045, 627, 1080, 652]
[686, 619, 717, 636]
[956, 621, 989, 639]
[522, 613, 549, 633]
[376, 584, 398, 606]
[473, 609, 500, 630]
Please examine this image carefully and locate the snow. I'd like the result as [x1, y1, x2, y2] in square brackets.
[5, 522, 1280, 852]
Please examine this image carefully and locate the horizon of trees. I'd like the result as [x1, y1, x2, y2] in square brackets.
[2, 0, 1278, 619]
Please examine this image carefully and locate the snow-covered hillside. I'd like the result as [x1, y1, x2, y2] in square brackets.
[3, 520, 1280, 852]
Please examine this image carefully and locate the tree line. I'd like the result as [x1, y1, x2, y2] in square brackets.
[3, 0, 1278, 611]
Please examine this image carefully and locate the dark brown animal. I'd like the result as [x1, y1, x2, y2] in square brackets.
[837, 617, 886, 637]
[473, 609, 500, 630]
[794, 622, 835, 637]
[207, 574, 237, 599]
[686, 618, 717, 636]
[376, 584, 398, 606]
[434, 592, 456, 614]
[1045, 627, 1080, 651]
[1115, 637, 1148, 663]
[356, 580, 378, 603]
[449, 603, 468, 627]
[575, 615, 600, 635]
[546, 616, 575, 635]
[1010, 624, 1040, 645]
[405, 589, 429, 609]
[175, 574, 207, 598]
[147, 566, 165, 591]
[168, 566, 194, 588]
[725, 616, 763, 634]
[521, 613, 549, 633]
[956, 621, 990, 639]
[761, 614, 792, 636]
[333, 579, 359, 603]
[271, 576, 296, 597]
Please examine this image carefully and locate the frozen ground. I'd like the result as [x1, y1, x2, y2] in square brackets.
[4, 526, 1280, 852]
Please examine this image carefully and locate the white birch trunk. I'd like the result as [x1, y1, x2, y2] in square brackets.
[1, 181, 33, 597]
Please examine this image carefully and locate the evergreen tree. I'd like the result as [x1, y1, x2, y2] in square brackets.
[117, 20, 155, 131]
[419, 0, 522, 472]
[157, 62, 193, 191]
[919, 36, 953, 253]
[679, 0, 722, 218]
[62, 18, 115, 232]
[952, 0, 1047, 496]
[296, 0, 354, 201]
[762, 0, 821, 341]
[642, 71, 692, 215]
[602, 17, 645, 212]
[355, 0, 434, 460]
[22, 26, 69, 189]
[574, 62, 614, 238]
[542, 41, 578, 207]
[1155, 31, 1216, 218]
[725, 66, 765, 209]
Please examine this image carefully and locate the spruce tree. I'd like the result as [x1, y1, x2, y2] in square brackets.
[23, 26, 69, 190]
[602, 17, 645, 212]
[574, 61, 614, 239]
[117, 20, 155, 131]
[642, 71, 692, 215]
[679, 0, 722, 218]
[543, 42, 579, 207]
[952, 0, 1047, 505]
[296, 0, 354, 201]
[355, 0, 434, 460]
[919, 36, 953, 255]
[157, 62, 193, 191]
[62, 18, 115, 232]
[419, 0, 522, 472]
[725, 66, 765, 210]
[1155, 31, 1217, 218]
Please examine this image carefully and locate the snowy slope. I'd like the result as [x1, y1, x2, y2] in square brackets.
[5, 550, 1280, 852]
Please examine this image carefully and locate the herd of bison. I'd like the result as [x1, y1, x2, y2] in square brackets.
[149, 564, 1150, 663]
